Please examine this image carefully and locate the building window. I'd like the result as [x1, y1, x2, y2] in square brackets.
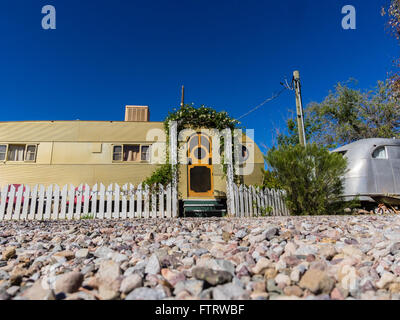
[0, 144, 38, 162]
[113, 144, 151, 162]
[25, 145, 37, 162]
[7, 145, 26, 161]
[0, 145, 6, 161]
[124, 145, 140, 161]
[241, 145, 249, 162]
[372, 146, 387, 159]
[141, 145, 150, 161]
[235, 144, 249, 164]
[113, 145, 123, 161]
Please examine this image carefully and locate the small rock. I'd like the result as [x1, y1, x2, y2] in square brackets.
[283, 285, 303, 297]
[250, 292, 269, 300]
[212, 282, 247, 300]
[318, 245, 336, 260]
[196, 258, 235, 275]
[120, 274, 143, 294]
[341, 246, 363, 259]
[182, 257, 194, 266]
[275, 274, 291, 287]
[266, 279, 283, 294]
[6, 286, 20, 296]
[2, 247, 16, 260]
[75, 249, 89, 259]
[299, 269, 335, 294]
[113, 253, 129, 264]
[174, 280, 204, 296]
[376, 272, 396, 289]
[390, 242, 400, 256]
[21, 280, 56, 300]
[161, 269, 186, 287]
[192, 267, 232, 286]
[264, 227, 279, 240]
[284, 255, 301, 267]
[145, 254, 161, 275]
[125, 287, 166, 300]
[97, 260, 121, 282]
[251, 281, 266, 293]
[222, 232, 231, 242]
[290, 268, 302, 282]
[9, 266, 25, 286]
[252, 258, 271, 274]
[235, 230, 247, 239]
[99, 284, 119, 300]
[389, 282, 400, 294]
[330, 287, 346, 300]
[52, 250, 75, 263]
[264, 268, 278, 280]
[94, 246, 114, 259]
[295, 245, 318, 256]
[54, 272, 83, 294]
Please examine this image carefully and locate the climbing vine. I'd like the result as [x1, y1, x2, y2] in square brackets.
[144, 104, 241, 186]
[163, 104, 240, 133]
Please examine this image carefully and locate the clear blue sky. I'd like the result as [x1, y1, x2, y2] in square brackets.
[0, 0, 397, 152]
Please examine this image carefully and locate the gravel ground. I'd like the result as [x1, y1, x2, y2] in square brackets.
[0, 216, 400, 300]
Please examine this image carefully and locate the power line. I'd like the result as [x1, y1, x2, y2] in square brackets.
[237, 87, 288, 120]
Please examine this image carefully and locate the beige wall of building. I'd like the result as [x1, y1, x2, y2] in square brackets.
[0, 121, 265, 199]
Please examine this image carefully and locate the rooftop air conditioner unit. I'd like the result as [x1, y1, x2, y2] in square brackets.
[124, 105, 150, 122]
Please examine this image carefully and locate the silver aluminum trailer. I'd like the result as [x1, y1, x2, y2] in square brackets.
[332, 138, 400, 205]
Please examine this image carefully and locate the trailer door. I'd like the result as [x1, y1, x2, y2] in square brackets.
[387, 146, 400, 194]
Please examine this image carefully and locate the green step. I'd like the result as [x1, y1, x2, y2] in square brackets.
[183, 199, 226, 217]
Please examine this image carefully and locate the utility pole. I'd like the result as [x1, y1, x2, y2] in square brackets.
[181, 85, 185, 107]
[293, 71, 306, 147]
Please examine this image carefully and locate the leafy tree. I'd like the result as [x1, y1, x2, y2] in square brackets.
[277, 80, 400, 149]
[265, 143, 348, 215]
[382, 1, 400, 95]
[276, 115, 323, 148]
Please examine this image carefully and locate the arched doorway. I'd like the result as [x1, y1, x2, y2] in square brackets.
[187, 132, 213, 198]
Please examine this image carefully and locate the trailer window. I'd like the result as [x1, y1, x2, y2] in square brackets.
[334, 151, 347, 158]
[372, 146, 387, 159]
[387, 146, 400, 159]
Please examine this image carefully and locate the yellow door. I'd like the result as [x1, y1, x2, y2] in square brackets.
[187, 133, 213, 198]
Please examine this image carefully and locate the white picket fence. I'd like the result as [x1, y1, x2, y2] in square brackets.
[231, 184, 290, 217]
[0, 183, 178, 221]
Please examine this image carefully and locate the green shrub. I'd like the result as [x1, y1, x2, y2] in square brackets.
[252, 200, 273, 217]
[261, 169, 283, 189]
[81, 214, 94, 220]
[143, 164, 174, 187]
[265, 143, 348, 215]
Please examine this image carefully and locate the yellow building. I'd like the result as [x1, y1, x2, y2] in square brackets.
[0, 106, 264, 202]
